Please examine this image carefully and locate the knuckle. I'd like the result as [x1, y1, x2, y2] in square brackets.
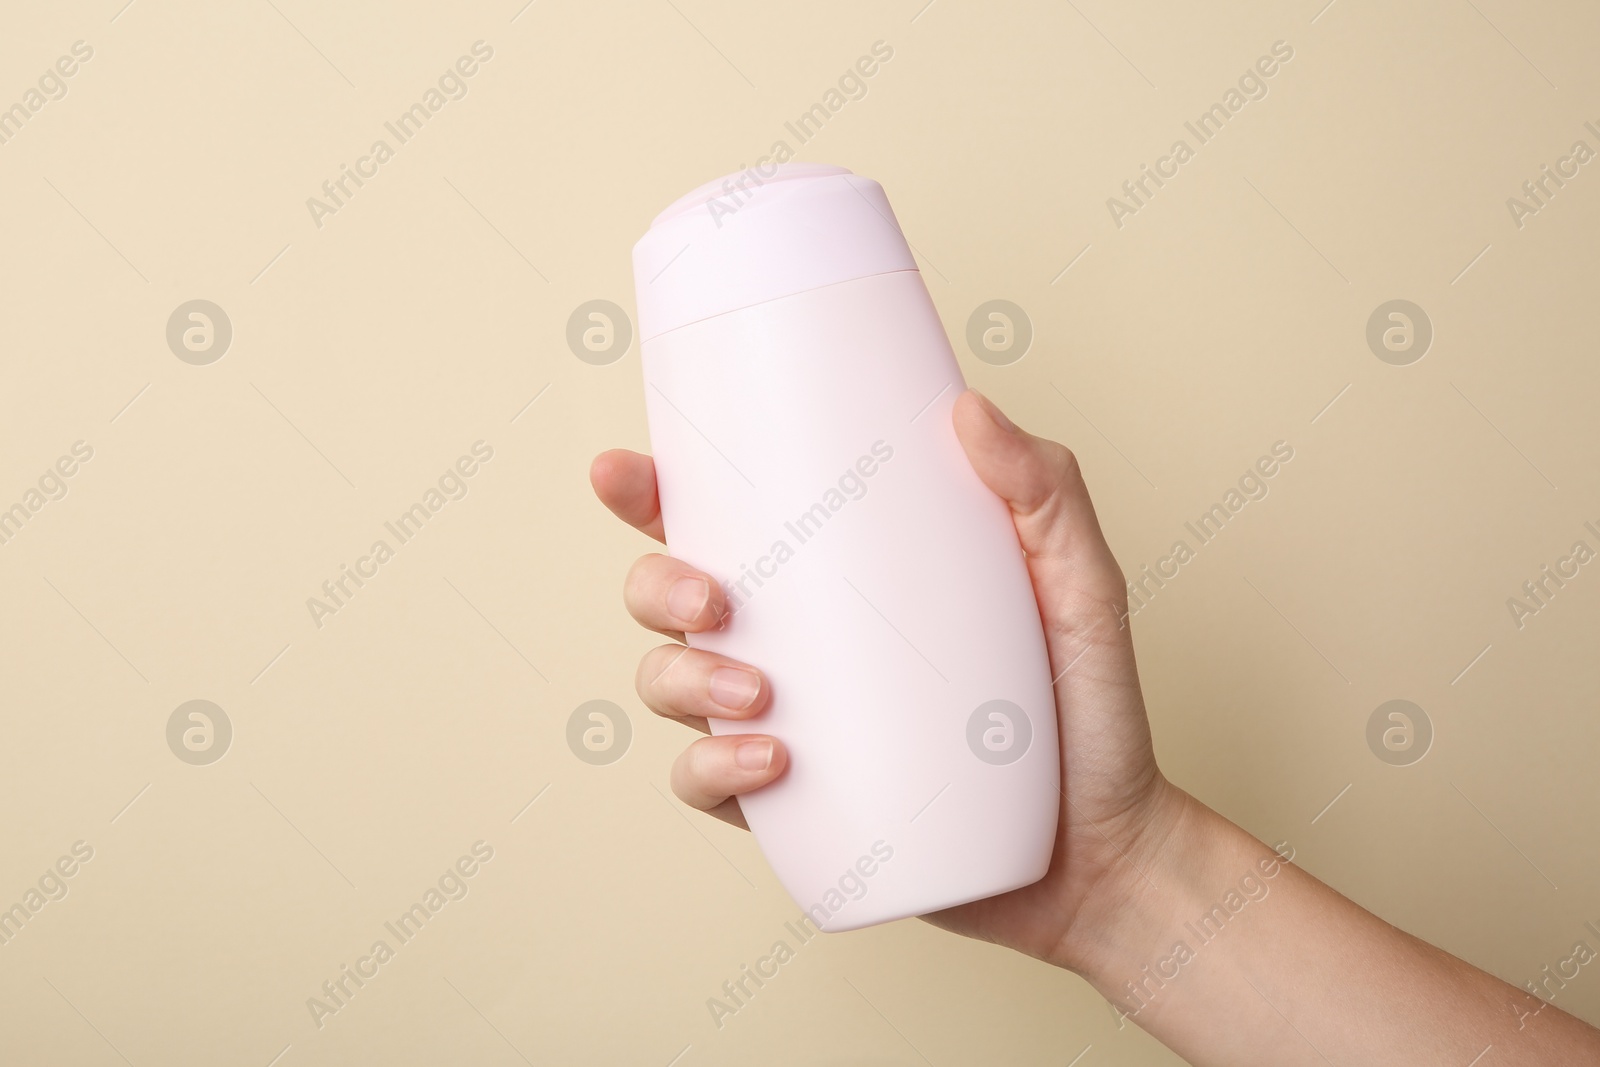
[637, 644, 691, 713]
[1045, 440, 1083, 487]
[623, 552, 668, 596]
[1015, 440, 1085, 520]
[682, 735, 721, 784]
[633, 647, 661, 702]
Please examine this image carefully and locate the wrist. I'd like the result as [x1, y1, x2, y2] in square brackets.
[1051, 782, 1269, 989]
[1046, 776, 1193, 975]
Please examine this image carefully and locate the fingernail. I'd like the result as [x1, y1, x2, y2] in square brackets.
[709, 667, 761, 711]
[735, 739, 774, 771]
[972, 390, 1018, 433]
[667, 577, 710, 624]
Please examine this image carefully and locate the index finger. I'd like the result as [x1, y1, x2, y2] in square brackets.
[590, 448, 665, 543]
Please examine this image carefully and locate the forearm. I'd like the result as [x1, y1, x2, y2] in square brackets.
[1065, 787, 1600, 1066]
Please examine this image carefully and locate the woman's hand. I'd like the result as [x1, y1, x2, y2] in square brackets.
[595, 388, 1600, 1066]
[590, 388, 1184, 973]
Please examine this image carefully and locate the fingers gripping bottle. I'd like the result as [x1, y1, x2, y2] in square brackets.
[632, 163, 1058, 931]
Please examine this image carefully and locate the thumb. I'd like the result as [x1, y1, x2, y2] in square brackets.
[952, 388, 1131, 635]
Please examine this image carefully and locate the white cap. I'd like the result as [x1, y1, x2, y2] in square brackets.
[632, 163, 918, 342]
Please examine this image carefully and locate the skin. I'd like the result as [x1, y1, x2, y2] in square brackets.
[591, 388, 1600, 1065]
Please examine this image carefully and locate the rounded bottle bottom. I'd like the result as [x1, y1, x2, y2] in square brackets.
[810, 855, 1053, 933]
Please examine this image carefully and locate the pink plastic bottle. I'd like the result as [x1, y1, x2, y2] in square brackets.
[632, 163, 1058, 931]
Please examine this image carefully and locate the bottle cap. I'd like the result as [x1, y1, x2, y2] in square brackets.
[632, 163, 918, 342]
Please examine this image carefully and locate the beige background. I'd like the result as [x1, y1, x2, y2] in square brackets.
[1, 0, 1597, 1063]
